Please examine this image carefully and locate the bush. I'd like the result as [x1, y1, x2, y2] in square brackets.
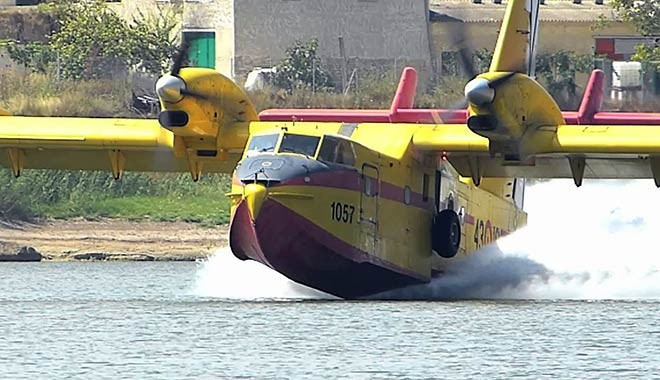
[4, 0, 180, 80]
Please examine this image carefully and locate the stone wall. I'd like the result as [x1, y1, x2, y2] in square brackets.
[232, 0, 433, 81]
[182, 0, 234, 77]
[0, 9, 53, 42]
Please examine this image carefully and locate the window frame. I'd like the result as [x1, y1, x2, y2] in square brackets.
[244, 133, 281, 158]
[317, 135, 357, 167]
[278, 133, 321, 157]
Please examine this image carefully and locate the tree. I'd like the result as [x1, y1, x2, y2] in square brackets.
[272, 39, 332, 92]
[611, 0, 660, 66]
[5, 0, 180, 80]
[535, 50, 593, 105]
[611, 0, 659, 36]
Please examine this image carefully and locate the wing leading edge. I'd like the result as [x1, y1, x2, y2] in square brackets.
[0, 116, 241, 178]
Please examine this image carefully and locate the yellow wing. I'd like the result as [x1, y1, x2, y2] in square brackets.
[0, 68, 260, 180]
[0, 116, 241, 179]
[413, 124, 660, 187]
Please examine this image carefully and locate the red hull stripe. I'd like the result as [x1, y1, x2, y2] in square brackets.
[282, 170, 434, 211]
[229, 200, 426, 298]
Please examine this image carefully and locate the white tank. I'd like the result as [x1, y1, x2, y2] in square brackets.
[612, 61, 642, 89]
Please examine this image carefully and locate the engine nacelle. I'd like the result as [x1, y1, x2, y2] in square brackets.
[155, 68, 258, 179]
[465, 72, 565, 160]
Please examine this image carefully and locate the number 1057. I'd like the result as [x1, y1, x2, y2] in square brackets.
[330, 202, 355, 224]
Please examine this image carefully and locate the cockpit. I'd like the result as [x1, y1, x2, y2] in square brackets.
[244, 132, 356, 167]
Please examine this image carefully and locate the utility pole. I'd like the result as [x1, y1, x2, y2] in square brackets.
[339, 36, 347, 93]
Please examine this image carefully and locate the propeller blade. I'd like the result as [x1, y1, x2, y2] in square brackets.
[180, 88, 210, 101]
[456, 46, 478, 81]
[171, 36, 189, 76]
[488, 72, 517, 89]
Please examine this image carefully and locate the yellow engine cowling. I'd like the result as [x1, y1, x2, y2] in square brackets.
[156, 68, 258, 179]
[466, 73, 565, 160]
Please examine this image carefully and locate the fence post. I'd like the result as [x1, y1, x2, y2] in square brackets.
[339, 36, 347, 94]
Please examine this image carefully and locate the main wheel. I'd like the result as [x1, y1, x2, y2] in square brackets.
[431, 209, 461, 258]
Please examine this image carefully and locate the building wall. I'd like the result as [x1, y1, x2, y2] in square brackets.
[182, 0, 234, 78]
[0, 8, 53, 42]
[430, 20, 638, 57]
[232, 0, 433, 81]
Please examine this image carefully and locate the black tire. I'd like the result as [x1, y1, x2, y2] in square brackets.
[432, 209, 461, 258]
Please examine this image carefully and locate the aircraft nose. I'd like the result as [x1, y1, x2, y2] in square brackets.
[464, 77, 495, 107]
[156, 75, 186, 103]
[243, 183, 267, 221]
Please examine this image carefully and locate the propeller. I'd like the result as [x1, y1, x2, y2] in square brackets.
[441, 31, 480, 111]
[464, 72, 517, 107]
[171, 35, 189, 76]
[156, 35, 215, 103]
[460, 0, 542, 111]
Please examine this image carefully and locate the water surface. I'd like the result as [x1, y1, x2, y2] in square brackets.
[3, 180, 660, 379]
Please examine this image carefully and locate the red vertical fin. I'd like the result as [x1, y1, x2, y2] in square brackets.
[389, 67, 418, 122]
[576, 69, 605, 124]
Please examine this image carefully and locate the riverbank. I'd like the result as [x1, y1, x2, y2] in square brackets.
[0, 218, 228, 261]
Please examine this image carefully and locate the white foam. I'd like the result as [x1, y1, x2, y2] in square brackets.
[192, 248, 335, 300]
[497, 179, 660, 300]
[372, 179, 660, 300]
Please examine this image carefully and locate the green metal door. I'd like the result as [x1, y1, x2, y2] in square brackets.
[183, 31, 215, 69]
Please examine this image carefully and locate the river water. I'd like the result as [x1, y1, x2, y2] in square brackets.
[3, 180, 660, 379]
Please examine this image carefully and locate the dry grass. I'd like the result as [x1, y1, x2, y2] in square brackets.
[602, 97, 660, 112]
[247, 74, 468, 112]
[0, 69, 136, 117]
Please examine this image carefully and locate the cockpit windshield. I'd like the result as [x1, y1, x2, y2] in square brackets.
[245, 134, 279, 157]
[278, 134, 320, 157]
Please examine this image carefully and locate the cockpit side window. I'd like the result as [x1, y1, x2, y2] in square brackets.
[246, 134, 279, 157]
[318, 136, 356, 167]
[318, 137, 338, 162]
[278, 134, 320, 157]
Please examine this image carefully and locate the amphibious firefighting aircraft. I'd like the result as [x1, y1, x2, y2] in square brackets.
[1, 0, 659, 298]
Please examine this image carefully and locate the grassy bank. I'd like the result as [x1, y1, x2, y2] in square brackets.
[0, 170, 232, 225]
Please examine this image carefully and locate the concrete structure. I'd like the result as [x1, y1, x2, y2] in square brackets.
[179, 0, 639, 84]
[429, 0, 638, 65]
[183, 0, 433, 84]
[0, 0, 647, 87]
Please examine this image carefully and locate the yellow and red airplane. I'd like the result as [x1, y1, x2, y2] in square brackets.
[1, 0, 659, 298]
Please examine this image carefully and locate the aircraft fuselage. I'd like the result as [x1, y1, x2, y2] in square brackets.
[227, 121, 527, 299]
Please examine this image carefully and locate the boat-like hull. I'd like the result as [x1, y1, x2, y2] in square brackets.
[229, 198, 422, 299]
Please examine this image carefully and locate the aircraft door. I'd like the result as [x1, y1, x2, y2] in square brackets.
[360, 163, 379, 255]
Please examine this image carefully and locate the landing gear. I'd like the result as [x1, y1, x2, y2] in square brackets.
[432, 209, 461, 258]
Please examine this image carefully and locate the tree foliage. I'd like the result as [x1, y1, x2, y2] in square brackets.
[611, 0, 660, 66]
[535, 50, 593, 98]
[272, 39, 332, 92]
[5, 0, 180, 80]
[611, 0, 659, 36]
